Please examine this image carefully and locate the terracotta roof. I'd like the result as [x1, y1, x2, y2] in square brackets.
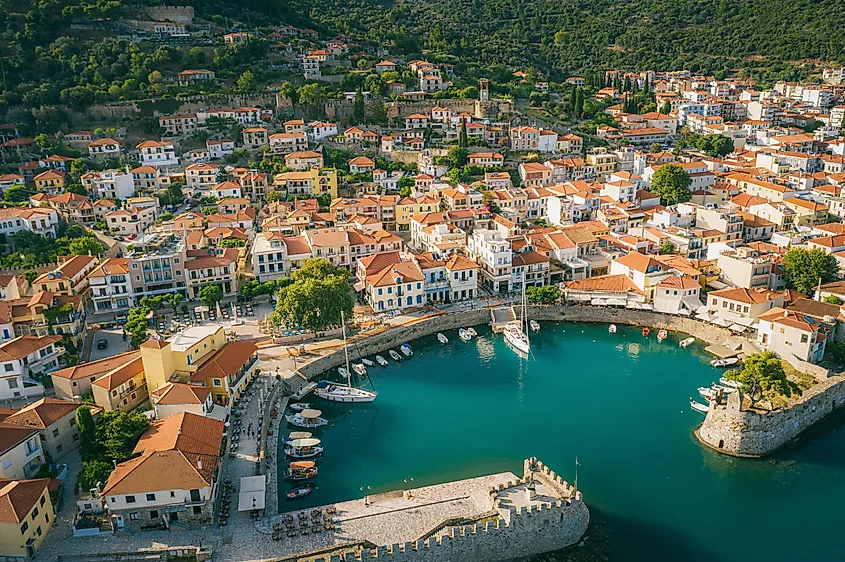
[758, 307, 822, 332]
[709, 287, 781, 305]
[445, 254, 477, 271]
[0, 335, 61, 362]
[512, 251, 550, 266]
[655, 275, 700, 290]
[190, 341, 257, 383]
[0, 479, 50, 523]
[4, 398, 82, 429]
[564, 274, 645, 296]
[0, 422, 39, 455]
[613, 251, 667, 274]
[34, 255, 97, 284]
[150, 382, 210, 406]
[51, 351, 140, 383]
[91, 356, 144, 391]
[366, 261, 424, 288]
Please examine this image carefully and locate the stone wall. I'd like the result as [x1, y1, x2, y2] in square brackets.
[697, 372, 845, 457]
[385, 99, 514, 120]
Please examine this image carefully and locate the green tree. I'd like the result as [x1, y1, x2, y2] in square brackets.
[369, 99, 388, 124]
[98, 410, 150, 462]
[660, 240, 676, 255]
[724, 352, 793, 408]
[574, 88, 584, 118]
[23, 269, 38, 283]
[65, 183, 87, 196]
[650, 164, 692, 206]
[823, 295, 844, 305]
[273, 258, 352, 332]
[199, 284, 223, 308]
[297, 83, 324, 119]
[237, 70, 257, 93]
[782, 248, 839, 295]
[4, 186, 31, 203]
[525, 285, 561, 304]
[458, 119, 468, 148]
[660, 101, 672, 114]
[76, 406, 100, 460]
[446, 146, 468, 168]
[351, 88, 365, 124]
[68, 236, 104, 256]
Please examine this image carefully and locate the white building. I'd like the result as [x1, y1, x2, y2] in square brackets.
[81, 170, 136, 200]
[467, 229, 512, 294]
[206, 139, 235, 160]
[137, 141, 179, 168]
[0, 335, 63, 401]
[88, 258, 133, 313]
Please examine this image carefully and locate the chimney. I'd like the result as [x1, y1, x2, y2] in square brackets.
[783, 310, 788, 317]
[197, 459, 203, 471]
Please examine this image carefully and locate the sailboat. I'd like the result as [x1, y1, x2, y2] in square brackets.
[503, 272, 531, 356]
[313, 311, 378, 403]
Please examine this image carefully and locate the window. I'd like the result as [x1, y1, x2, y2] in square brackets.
[52, 428, 59, 437]
[7, 379, 17, 389]
[800, 334, 809, 343]
[31, 507, 38, 519]
[3, 364, 12, 372]
[189, 489, 201, 502]
[40, 496, 45, 507]
[125, 495, 136, 503]
[150, 510, 159, 519]
[129, 512, 139, 521]
[146, 493, 156, 501]
[20, 521, 28, 534]
[212, 378, 222, 387]
[170, 491, 176, 498]
[56, 444, 62, 453]
[193, 506, 202, 515]
[70, 418, 76, 426]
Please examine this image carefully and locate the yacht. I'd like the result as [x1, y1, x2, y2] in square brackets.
[710, 357, 739, 368]
[289, 403, 310, 412]
[504, 273, 531, 356]
[314, 312, 378, 403]
[719, 377, 741, 389]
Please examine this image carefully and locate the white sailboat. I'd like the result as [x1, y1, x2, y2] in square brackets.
[504, 273, 531, 356]
[314, 312, 378, 403]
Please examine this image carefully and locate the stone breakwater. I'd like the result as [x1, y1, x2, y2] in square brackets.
[696, 372, 845, 457]
[297, 305, 735, 380]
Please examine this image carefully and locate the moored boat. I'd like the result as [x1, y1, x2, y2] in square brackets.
[338, 367, 350, 378]
[361, 358, 375, 367]
[467, 327, 477, 337]
[657, 329, 668, 342]
[400, 344, 413, 357]
[712, 383, 736, 394]
[679, 337, 696, 348]
[352, 363, 367, 376]
[529, 320, 540, 332]
[314, 380, 377, 403]
[376, 355, 389, 366]
[284, 438, 323, 458]
[459, 328, 472, 342]
[389, 349, 402, 361]
[503, 325, 530, 355]
[437, 332, 448, 344]
[289, 403, 310, 412]
[710, 357, 739, 368]
[690, 400, 709, 414]
[285, 409, 328, 428]
[608, 324, 617, 334]
[719, 377, 741, 388]
[286, 486, 312, 500]
[285, 460, 317, 482]
[284, 431, 312, 445]
[698, 387, 716, 400]
[642, 327, 650, 337]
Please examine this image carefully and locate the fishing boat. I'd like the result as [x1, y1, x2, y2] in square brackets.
[389, 349, 402, 361]
[338, 367, 350, 378]
[504, 273, 531, 356]
[375, 355, 389, 367]
[285, 408, 328, 428]
[284, 461, 317, 482]
[286, 486, 312, 500]
[679, 337, 696, 348]
[657, 329, 668, 342]
[289, 403, 310, 412]
[698, 387, 716, 400]
[719, 377, 741, 389]
[710, 357, 739, 368]
[314, 312, 378, 403]
[361, 358, 375, 367]
[529, 320, 540, 332]
[437, 332, 449, 344]
[467, 327, 477, 337]
[642, 327, 650, 337]
[284, 438, 323, 458]
[690, 400, 710, 414]
[400, 344, 413, 357]
[284, 431, 312, 445]
[459, 328, 472, 342]
[608, 324, 617, 334]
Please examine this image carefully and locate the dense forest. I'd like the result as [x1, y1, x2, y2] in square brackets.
[0, 0, 842, 122]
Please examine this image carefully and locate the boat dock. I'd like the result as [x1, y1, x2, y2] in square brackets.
[490, 306, 518, 333]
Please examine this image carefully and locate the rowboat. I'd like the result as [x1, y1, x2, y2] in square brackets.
[389, 349, 402, 361]
[690, 400, 709, 414]
[375, 355, 389, 366]
[608, 324, 617, 334]
[466, 328, 477, 337]
[286, 486, 312, 500]
[529, 320, 540, 332]
[459, 328, 472, 342]
[289, 403, 310, 412]
[657, 329, 668, 342]
[437, 333, 448, 344]
[679, 337, 696, 348]
[710, 357, 739, 368]
[400, 344, 413, 357]
[361, 358, 375, 367]
[642, 327, 650, 337]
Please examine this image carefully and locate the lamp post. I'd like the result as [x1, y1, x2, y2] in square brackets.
[403, 476, 414, 498]
[360, 484, 371, 507]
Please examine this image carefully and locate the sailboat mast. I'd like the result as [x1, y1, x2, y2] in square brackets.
[522, 271, 528, 335]
[341, 311, 351, 387]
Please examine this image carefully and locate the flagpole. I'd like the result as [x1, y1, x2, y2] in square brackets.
[574, 457, 579, 495]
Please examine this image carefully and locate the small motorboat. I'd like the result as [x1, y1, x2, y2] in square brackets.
[289, 403, 310, 412]
[719, 377, 741, 389]
[467, 327, 477, 337]
[352, 363, 367, 376]
[389, 349, 402, 361]
[376, 355, 389, 367]
[361, 358, 375, 367]
[437, 333, 449, 344]
[284, 438, 323, 458]
[698, 387, 716, 401]
[710, 357, 739, 368]
[286, 486, 312, 501]
[608, 324, 617, 334]
[400, 344, 413, 357]
[284, 431, 312, 445]
[459, 328, 472, 342]
[338, 367, 350, 378]
[529, 320, 540, 333]
[285, 461, 317, 482]
[712, 383, 736, 394]
[690, 400, 709, 414]
[679, 337, 696, 348]
[285, 409, 328, 428]
[642, 327, 650, 337]
[657, 329, 668, 342]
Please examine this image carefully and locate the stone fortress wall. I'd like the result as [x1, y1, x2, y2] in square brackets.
[302, 458, 589, 562]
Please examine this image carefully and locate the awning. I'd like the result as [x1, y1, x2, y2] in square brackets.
[591, 298, 607, 306]
[735, 317, 756, 327]
[639, 303, 654, 310]
[238, 475, 266, 512]
[626, 302, 642, 310]
[710, 317, 732, 327]
[353, 281, 365, 292]
[681, 297, 704, 311]
[728, 323, 746, 332]
[676, 309, 692, 316]
[569, 293, 593, 302]
[695, 311, 712, 321]
[606, 298, 627, 307]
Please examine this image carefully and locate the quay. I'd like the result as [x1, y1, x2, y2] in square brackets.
[255, 457, 588, 562]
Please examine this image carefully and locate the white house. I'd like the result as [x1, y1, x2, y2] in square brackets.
[137, 141, 179, 168]
[0, 335, 63, 401]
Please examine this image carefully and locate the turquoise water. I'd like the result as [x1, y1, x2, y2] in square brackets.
[278, 323, 845, 561]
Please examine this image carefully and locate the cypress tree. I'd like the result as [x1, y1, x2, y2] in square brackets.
[459, 118, 468, 148]
[574, 88, 584, 118]
[351, 88, 365, 125]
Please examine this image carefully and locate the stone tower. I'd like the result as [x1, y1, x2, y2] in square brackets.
[479, 78, 490, 102]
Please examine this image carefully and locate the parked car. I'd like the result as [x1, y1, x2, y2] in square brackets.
[97, 339, 108, 350]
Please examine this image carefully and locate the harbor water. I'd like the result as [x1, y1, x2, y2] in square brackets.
[279, 322, 845, 561]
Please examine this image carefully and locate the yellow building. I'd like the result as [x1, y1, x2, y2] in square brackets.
[273, 167, 337, 198]
[140, 326, 258, 406]
[585, 148, 616, 179]
[0, 478, 55, 559]
[32, 170, 65, 192]
[91, 355, 148, 412]
[31, 255, 98, 297]
[395, 196, 439, 230]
